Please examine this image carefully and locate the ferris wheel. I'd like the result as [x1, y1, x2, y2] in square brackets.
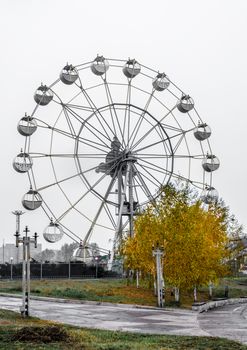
[14, 56, 220, 255]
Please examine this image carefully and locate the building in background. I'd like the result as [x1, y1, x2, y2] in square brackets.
[0, 243, 42, 263]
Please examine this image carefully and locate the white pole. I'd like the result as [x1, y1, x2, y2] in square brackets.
[153, 245, 164, 308]
[26, 238, 31, 316]
[22, 237, 26, 316]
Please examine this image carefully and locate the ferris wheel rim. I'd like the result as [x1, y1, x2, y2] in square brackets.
[15, 55, 219, 248]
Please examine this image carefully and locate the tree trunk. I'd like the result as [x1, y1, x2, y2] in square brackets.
[174, 287, 180, 302]
[193, 286, 197, 302]
[208, 281, 213, 299]
[136, 270, 139, 288]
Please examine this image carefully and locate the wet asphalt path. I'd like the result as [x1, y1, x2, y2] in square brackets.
[0, 296, 246, 344]
[198, 303, 247, 344]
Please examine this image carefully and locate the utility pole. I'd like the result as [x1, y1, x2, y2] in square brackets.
[14, 226, 38, 317]
[152, 243, 164, 308]
[12, 210, 24, 264]
[2, 239, 4, 263]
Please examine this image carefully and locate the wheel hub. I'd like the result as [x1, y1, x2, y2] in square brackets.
[96, 137, 137, 177]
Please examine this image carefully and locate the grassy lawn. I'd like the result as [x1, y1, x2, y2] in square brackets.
[0, 277, 247, 308]
[0, 309, 246, 350]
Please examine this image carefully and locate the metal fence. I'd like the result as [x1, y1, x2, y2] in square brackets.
[0, 262, 118, 280]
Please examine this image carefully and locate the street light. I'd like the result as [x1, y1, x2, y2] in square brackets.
[14, 226, 38, 317]
[10, 257, 13, 280]
[95, 256, 99, 279]
[234, 258, 238, 277]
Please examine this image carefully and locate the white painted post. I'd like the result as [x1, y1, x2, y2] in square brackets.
[152, 244, 164, 307]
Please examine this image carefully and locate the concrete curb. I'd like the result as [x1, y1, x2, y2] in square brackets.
[2, 292, 246, 314]
[0, 292, 164, 311]
[192, 297, 247, 313]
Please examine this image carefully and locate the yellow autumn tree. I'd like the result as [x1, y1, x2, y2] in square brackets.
[122, 183, 230, 295]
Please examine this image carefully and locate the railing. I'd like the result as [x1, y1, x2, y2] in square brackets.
[0, 263, 119, 280]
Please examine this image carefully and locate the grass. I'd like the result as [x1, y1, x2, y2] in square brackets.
[0, 309, 246, 350]
[0, 278, 157, 306]
[0, 277, 247, 308]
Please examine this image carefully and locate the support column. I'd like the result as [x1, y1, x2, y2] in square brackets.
[128, 163, 134, 238]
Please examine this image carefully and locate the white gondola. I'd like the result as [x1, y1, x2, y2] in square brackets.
[177, 95, 194, 113]
[60, 64, 78, 85]
[202, 154, 220, 172]
[72, 241, 90, 261]
[17, 114, 37, 136]
[201, 186, 219, 204]
[34, 85, 53, 106]
[152, 73, 170, 91]
[194, 123, 211, 141]
[13, 152, 33, 173]
[123, 59, 141, 78]
[43, 219, 64, 243]
[22, 189, 42, 210]
[91, 56, 109, 76]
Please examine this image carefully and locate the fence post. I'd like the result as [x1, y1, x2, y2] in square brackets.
[40, 261, 43, 280]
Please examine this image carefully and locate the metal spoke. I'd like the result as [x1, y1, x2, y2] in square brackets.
[102, 78, 126, 147]
[30, 153, 106, 159]
[63, 106, 77, 138]
[135, 156, 172, 175]
[76, 79, 115, 140]
[135, 154, 204, 159]
[104, 203, 117, 229]
[56, 156, 123, 222]
[102, 78, 117, 135]
[135, 158, 171, 176]
[133, 164, 156, 203]
[46, 124, 110, 154]
[122, 82, 131, 147]
[37, 172, 81, 192]
[137, 164, 163, 188]
[36, 160, 108, 192]
[130, 104, 177, 151]
[64, 105, 111, 148]
[173, 134, 185, 153]
[133, 126, 195, 154]
[129, 91, 154, 148]
[83, 170, 118, 245]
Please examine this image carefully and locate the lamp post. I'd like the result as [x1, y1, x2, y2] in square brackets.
[10, 257, 13, 280]
[152, 243, 164, 308]
[234, 258, 238, 277]
[12, 210, 24, 264]
[14, 226, 38, 317]
[95, 256, 99, 279]
[68, 259, 71, 279]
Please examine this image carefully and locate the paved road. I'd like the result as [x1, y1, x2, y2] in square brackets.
[0, 296, 209, 337]
[198, 303, 247, 345]
[0, 296, 247, 345]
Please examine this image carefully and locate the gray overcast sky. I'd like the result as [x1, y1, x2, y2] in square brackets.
[1, 0, 247, 250]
